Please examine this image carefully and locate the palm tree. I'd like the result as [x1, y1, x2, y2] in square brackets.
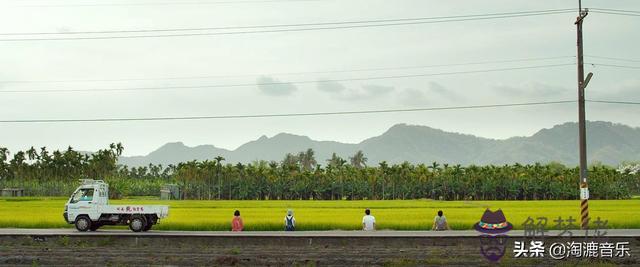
[0, 147, 8, 160]
[115, 143, 124, 157]
[378, 161, 389, 199]
[349, 150, 367, 169]
[26, 147, 38, 161]
[298, 148, 317, 171]
[9, 151, 27, 181]
[234, 162, 246, 200]
[39, 147, 49, 163]
[0, 147, 9, 180]
[327, 153, 345, 167]
[282, 153, 299, 171]
[214, 156, 225, 199]
[428, 162, 441, 173]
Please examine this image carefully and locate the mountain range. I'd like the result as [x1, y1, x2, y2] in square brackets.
[118, 121, 640, 167]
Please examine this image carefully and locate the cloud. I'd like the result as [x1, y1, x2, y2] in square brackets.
[56, 26, 73, 33]
[338, 84, 395, 101]
[316, 80, 346, 93]
[428, 81, 464, 101]
[317, 81, 395, 101]
[589, 79, 640, 101]
[398, 88, 430, 106]
[395, 82, 459, 106]
[362, 84, 394, 95]
[256, 76, 297, 96]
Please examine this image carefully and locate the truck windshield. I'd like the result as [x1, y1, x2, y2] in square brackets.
[70, 188, 94, 203]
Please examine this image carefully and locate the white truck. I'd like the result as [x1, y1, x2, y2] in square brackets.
[63, 179, 169, 232]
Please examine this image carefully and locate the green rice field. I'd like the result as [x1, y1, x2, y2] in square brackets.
[1, 197, 639, 231]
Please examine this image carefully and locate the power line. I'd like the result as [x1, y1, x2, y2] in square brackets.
[0, 9, 574, 36]
[6, 0, 319, 8]
[0, 99, 635, 123]
[585, 55, 640, 63]
[0, 100, 577, 123]
[590, 8, 640, 14]
[0, 56, 575, 84]
[587, 100, 640, 105]
[0, 63, 575, 93]
[586, 63, 640, 70]
[0, 10, 574, 41]
[590, 10, 640, 17]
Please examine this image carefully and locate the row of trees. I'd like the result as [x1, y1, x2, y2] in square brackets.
[0, 143, 122, 182]
[0, 144, 638, 200]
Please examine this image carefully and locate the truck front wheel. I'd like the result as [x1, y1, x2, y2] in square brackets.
[129, 216, 146, 232]
[75, 216, 92, 232]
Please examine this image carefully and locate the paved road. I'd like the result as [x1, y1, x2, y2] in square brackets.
[1, 228, 639, 237]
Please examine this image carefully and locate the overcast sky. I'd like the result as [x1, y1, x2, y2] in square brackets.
[0, 0, 639, 156]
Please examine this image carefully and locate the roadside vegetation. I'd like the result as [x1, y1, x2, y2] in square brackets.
[1, 144, 639, 200]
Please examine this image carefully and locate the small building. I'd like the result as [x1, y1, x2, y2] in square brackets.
[160, 184, 180, 200]
[160, 189, 171, 200]
[1, 188, 24, 197]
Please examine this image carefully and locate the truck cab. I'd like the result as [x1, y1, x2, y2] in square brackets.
[64, 179, 169, 232]
[64, 180, 108, 224]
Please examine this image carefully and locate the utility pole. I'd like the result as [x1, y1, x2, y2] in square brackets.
[575, 0, 592, 230]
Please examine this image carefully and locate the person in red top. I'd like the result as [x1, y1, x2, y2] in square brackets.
[231, 210, 244, 231]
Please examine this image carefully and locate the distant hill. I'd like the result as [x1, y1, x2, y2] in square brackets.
[118, 121, 640, 167]
[120, 143, 231, 167]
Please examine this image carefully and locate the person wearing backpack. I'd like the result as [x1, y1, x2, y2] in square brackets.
[284, 209, 296, 231]
[432, 210, 451, 231]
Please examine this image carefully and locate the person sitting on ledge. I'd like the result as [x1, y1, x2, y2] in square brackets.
[362, 208, 376, 231]
[231, 210, 244, 232]
[432, 210, 451, 231]
[284, 209, 296, 231]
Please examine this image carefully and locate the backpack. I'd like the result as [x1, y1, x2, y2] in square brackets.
[285, 216, 295, 231]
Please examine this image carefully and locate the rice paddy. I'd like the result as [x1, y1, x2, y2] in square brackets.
[1, 197, 638, 231]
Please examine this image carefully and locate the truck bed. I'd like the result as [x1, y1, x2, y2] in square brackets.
[99, 205, 169, 219]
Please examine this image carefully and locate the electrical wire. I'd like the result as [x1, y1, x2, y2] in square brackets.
[0, 100, 577, 123]
[0, 99, 635, 123]
[586, 63, 640, 70]
[586, 55, 640, 63]
[0, 10, 574, 41]
[5, 0, 320, 7]
[590, 10, 640, 17]
[0, 9, 575, 36]
[1, 99, 635, 123]
[587, 100, 640, 105]
[0, 56, 575, 84]
[590, 8, 640, 14]
[0, 63, 575, 93]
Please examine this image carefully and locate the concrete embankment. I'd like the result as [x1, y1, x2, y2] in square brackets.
[0, 229, 638, 266]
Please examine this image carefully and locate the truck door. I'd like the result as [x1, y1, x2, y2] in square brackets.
[68, 188, 97, 220]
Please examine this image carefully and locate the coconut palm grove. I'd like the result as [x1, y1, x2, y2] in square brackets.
[1, 143, 638, 200]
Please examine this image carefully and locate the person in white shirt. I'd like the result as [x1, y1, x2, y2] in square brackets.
[362, 208, 376, 231]
[432, 210, 451, 231]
